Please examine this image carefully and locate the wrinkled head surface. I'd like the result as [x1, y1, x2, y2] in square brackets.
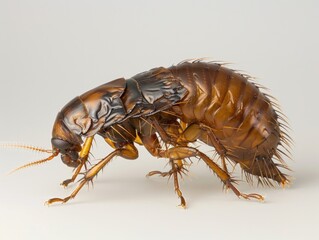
[51, 103, 84, 168]
[51, 78, 127, 168]
[6, 78, 128, 172]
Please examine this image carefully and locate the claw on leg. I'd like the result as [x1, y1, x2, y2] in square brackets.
[175, 188, 186, 208]
[45, 150, 120, 205]
[225, 180, 264, 202]
[46, 180, 87, 205]
[60, 159, 89, 188]
[45, 197, 71, 205]
[146, 159, 188, 208]
[45, 143, 138, 205]
[146, 170, 173, 178]
[60, 179, 74, 188]
[146, 159, 188, 178]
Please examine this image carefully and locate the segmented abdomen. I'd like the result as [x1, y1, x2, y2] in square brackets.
[168, 62, 280, 162]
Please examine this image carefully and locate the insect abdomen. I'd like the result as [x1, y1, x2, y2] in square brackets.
[169, 61, 289, 185]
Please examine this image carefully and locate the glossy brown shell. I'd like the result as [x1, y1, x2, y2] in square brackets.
[167, 61, 290, 184]
[53, 60, 291, 186]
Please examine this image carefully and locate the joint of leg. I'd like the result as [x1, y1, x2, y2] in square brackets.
[175, 188, 183, 197]
[119, 144, 138, 159]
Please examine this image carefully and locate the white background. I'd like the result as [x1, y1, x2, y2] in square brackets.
[0, 1, 318, 239]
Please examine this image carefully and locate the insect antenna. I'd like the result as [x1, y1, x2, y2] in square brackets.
[0, 143, 53, 154]
[9, 150, 59, 174]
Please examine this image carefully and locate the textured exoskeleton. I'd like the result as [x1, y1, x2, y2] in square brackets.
[14, 60, 292, 207]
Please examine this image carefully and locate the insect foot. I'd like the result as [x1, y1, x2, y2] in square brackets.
[175, 188, 187, 209]
[60, 179, 74, 188]
[45, 197, 72, 205]
[225, 180, 264, 202]
[146, 170, 173, 178]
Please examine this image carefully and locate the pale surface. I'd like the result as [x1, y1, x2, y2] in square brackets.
[0, 1, 318, 240]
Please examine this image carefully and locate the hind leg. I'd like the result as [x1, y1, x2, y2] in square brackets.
[198, 127, 230, 173]
[143, 132, 263, 201]
[167, 122, 231, 174]
[143, 121, 263, 202]
[160, 146, 264, 201]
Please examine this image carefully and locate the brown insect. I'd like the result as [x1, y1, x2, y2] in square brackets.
[4, 59, 292, 207]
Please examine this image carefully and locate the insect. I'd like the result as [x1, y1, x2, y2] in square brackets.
[5, 59, 291, 207]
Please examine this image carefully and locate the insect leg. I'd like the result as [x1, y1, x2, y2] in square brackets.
[140, 133, 187, 206]
[61, 136, 94, 187]
[159, 146, 264, 201]
[45, 143, 138, 205]
[147, 160, 187, 207]
[199, 128, 229, 173]
[171, 160, 186, 208]
[147, 159, 188, 178]
[144, 118, 188, 177]
[149, 117, 178, 144]
[177, 123, 230, 173]
[139, 130, 186, 177]
[142, 134, 172, 176]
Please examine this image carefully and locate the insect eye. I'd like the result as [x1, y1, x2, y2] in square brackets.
[51, 138, 72, 150]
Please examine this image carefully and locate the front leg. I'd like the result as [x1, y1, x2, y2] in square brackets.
[46, 150, 119, 205]
[61, 137, 94, 187]
[46, 143, 138, 205]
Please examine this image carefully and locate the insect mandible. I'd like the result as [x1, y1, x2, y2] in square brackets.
[4, 59, 292, 207]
